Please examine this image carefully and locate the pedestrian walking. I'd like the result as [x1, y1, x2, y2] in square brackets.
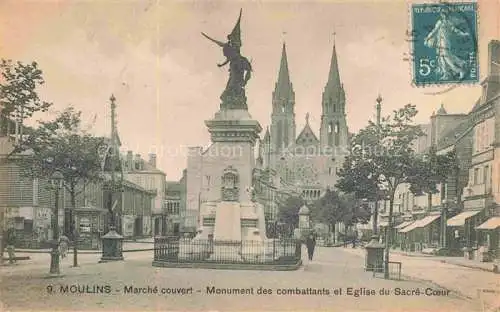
[306, 232, 316, 261]
[5, 228, 17, 264]
[59, 235, 69, 259]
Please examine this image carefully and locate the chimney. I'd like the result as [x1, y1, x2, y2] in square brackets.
[135, 154, 142, 170]
[126, 151, 133, 171]
[148, 153, 157, 168]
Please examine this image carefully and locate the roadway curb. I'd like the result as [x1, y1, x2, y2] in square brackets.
[437, 259, 498, 273]
[152, 260, 303, 271]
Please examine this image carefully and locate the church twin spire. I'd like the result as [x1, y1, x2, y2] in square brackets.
[322, 40, 345, 116]
[272, 42, 295, 113]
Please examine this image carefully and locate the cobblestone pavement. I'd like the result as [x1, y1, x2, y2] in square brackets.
[0, 248, 483, 312]
[340, 247, 500, 311]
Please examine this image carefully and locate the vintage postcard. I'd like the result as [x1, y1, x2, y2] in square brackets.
[0, 0, 499, 311]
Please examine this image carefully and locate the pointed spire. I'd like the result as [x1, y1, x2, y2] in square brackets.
[109, 94, 121, 147]
[277, 42, 291, 88]
[305, 113, 310, 124]
[273, 42, 294, 103]
[326, 38, 341, 91]
[264, 127, 270, 142]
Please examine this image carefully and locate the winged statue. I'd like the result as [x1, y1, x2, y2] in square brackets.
[202, 9, 252, 110]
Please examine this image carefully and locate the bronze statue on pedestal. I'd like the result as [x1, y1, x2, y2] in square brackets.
[202, 9, 252, 110]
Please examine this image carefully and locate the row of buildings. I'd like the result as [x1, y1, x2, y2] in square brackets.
[360, 40, 500, 261]
[0, 100, 188, 247]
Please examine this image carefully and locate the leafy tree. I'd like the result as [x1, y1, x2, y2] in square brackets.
[342, 197, 371, 226]
[11, 106, 105, 267]
[336, 154, 380, 234]
[338, 103, 425, 278]
[408, 146, 459, 210]
[0, 60, 51, 139]
[310, 189, 355, 241]
[277, 195, 304, 231]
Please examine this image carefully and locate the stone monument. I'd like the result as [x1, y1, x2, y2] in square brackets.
[184, 10, 268, 261]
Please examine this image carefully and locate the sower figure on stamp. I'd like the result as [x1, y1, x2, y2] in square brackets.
[306, 232, 317, 261]
[424, 11, 470, 80]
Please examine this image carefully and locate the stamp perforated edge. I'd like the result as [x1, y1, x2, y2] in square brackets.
[407, 0, 481, 89]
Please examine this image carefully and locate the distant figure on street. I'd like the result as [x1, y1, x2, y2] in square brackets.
[352, 230, 358, 248]
[306, 232, 317, 261]
[59, 235, 69, 259]
[5, 228, 16, 264]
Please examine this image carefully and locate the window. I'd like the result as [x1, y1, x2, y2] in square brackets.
[329, 167, 333, 175]
[484, 165, 490, 185]
[334, 122, 340, 146]
[328, 124, 333, 134]
[333, 103, 336, 112]
[281, 104, 286, 113]
[473, 168, 480, 185]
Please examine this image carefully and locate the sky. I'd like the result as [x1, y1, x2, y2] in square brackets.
[1, 0, 499, 180]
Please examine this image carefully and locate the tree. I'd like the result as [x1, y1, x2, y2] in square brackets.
[339, 103, 425, 278]
[336, 154, 380, 234]
[277, 195, 304, 231]
[310, 189, 354, 242]
[11, 106, 105, 267]
[342, 197, 371, 226]
[408, 146, 459, 210]
[0, 60, 51, 140]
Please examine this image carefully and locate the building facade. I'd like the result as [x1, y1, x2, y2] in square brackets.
[123, 151, 166, 236]
[260, 42, 350, 207]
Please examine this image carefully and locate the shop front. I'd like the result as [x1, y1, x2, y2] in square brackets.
[476, 216, 500, 261]
[74, 207, 107, 250]
[447, 209, 485, 259]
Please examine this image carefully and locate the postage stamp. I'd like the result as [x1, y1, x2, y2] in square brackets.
[410, 2, 479, 86]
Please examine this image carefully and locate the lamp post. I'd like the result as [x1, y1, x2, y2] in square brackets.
[49, 171, 64, 276]
[383, 178, 395, 280]
[440, 199, 448, 249]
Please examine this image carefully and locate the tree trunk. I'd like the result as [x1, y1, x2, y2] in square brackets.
[332, 223, 336, 243]
[70, 188, 78, 267]
[384, 195, 395, 279]
[373, 200, 379, 236]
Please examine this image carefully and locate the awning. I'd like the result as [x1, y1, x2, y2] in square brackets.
[447, 210, 482, 227]
[476, 217, 500, 230]
[417, 215, 440, 228]
[398, 221, 418, 233]
[394, 221, 413, 229]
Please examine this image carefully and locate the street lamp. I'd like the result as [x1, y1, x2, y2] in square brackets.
[440, 199, 448, 249]
[49, 171, 64, 276]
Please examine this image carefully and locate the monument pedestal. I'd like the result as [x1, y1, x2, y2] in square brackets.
[196, 109, 266, 262]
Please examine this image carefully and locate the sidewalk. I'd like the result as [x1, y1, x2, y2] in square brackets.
[340, 247, 500, 311]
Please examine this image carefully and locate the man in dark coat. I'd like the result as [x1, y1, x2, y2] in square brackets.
[305, 232, 317, 261]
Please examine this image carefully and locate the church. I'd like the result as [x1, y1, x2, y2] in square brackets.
[257, 41, 351, 204]
[184, 39, 351, 232]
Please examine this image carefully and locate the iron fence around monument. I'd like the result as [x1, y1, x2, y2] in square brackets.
[154, 236, 302, 265]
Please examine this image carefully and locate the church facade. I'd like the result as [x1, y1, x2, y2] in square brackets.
[258, 42, 350, 205]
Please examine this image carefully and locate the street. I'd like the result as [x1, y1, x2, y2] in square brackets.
[0, 247, 483, 312]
